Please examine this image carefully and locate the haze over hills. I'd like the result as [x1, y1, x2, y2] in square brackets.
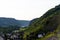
[0, 17, 30, 27]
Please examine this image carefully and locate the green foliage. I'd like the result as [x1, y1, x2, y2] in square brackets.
[0, 25, 20, 33]
[22, 4, 60, 40]
[1, 5, 60, 40]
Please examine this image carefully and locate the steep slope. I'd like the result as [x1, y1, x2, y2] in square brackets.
[23, 4, 60, 40]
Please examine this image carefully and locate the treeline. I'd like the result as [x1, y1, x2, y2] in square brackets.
[0, 25, 20, 33]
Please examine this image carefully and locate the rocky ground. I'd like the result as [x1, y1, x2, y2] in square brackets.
[0, 36, 4, 40]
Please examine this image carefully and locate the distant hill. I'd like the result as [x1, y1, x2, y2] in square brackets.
[17, 20, 30, 27]
[0, 17, 30, 27]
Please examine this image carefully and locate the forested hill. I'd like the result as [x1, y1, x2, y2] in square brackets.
[23, 4, 60, 40]
[0, 17, 30, 27]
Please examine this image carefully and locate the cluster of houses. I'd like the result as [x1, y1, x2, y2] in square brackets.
[0, 30, 46, 40]
[0, 30, 24, 40]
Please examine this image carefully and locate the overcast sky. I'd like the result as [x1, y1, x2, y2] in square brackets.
[0, 0, 60, 20]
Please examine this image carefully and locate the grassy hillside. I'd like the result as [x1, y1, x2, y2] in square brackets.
[22, 4, 60, 40]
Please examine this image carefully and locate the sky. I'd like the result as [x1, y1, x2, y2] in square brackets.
[0, 0, 60, 20]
